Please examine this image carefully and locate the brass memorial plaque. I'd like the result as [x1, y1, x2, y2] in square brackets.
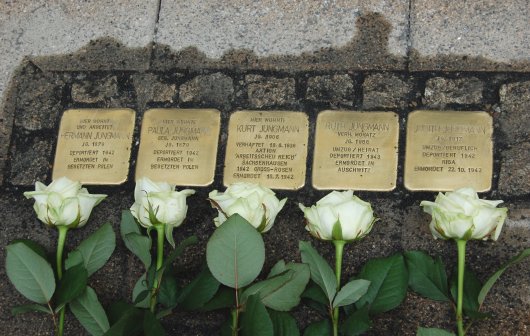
[313, 111, 399, 191]
[135, 109, 221, 186]
[52, 108, 135, 184]
[404, 110, 493, 191]
[224, 110, 309, 189]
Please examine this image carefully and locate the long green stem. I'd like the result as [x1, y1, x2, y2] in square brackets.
[332, 240, 346, 336]
[231, 288, 240, 336]
[56, 226, 69, 336]
[456, 239, 467, 336]
[150, 225, 165, 313]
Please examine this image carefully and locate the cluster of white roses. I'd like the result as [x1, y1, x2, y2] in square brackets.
[25, 177, 508, 243]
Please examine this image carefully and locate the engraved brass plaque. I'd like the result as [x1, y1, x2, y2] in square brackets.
[224, 110, 309, 190]
[404, 110, 493, 191]
[52, 108, 135, 184]
[313, 110, 399, 190]
[135, 109, 221, 186]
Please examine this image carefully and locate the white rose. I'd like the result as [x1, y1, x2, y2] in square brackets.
[24, 177, 106, 228]
[208, 182, 287, 233]
[298, 190, 376, 241]
[130, 177, 195, 228]
[420, 188, 508, 241]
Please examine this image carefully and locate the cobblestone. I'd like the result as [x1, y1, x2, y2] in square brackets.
[498, 80, 530, 144]
[363, 73, 413, 109]
[424, 77, 483, 107]
[498, 142, 530, 197]
[306, 74, 354, 104]
[71, 75, 118, 104]
[179, 73, 234, 109]
[246, 75, 295, 108]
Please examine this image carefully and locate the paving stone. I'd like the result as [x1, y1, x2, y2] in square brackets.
[72, 75, 118, 104]
[0, 0, 158, 136]
[155, 0, 409, 59]
[246, 75, 296, 108]
[498, 142, 530, 197]
[155, 1, 409, 71]
[363, 73, 413, 109]
[9, 136, 52, 186]
[423, 77, 483, 107]
[14, 65, 65, 131]
[498, 80, 530, 145]
[410, 0, 530, 71]
[132, 73, 179, 110]
[179, 73, 234, 109]
[306, 74, 354, 104]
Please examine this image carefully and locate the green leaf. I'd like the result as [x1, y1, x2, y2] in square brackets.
[199, 286, 234, 311]
[242, 262, 310, 311]
[55, 263, 88, 306]
[104, 302, 143, 336]
[303, 319, 331, 336]
[6, 242, 56, 304]
[269, 310, 300, 336]
[10, 239, 49, 261]
[240, 295, 274, 336]
[340, 305, 371, 336]
[207, 214, 265, 288]
[65, 250, 84, 270]
[121, 210, 152, 269]
[161, 235, 198, 270]
[159, 274, 179, 308]
[75, 223, 116, 276]
[479, 248, 530, 306]
[332, 279, 370, 308]
[450, 267, 481, 315]
[143, 310, 166, 336]
[405, 251, 450, 302]
[299, 241, 336, 303]
[121, 210, 141, 235]
[132, 273, 151, 308]
[11, 303, 51, 316]
[70, 287, 110, 336]
[417, 327, 455, 336]
[355, 254, 408, 314]
[179, 268, 221, 310]
[302, 283, 328, 306]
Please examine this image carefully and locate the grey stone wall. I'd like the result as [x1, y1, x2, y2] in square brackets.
[0, 42, 529, 335]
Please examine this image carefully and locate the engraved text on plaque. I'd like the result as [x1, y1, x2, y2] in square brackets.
[52, 108, 135, 184]
[224, 111, 309, 190]
[135, 109, 221, 186]
[313, 111, 399, 190]
[404, 110, 493, 191]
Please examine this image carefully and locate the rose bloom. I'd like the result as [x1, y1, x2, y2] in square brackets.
[298, 190, 376, 241]
[420, 187, 507, 241]
[24, 176, 106, 228]
[130, 177, 195, 229]
[208, 182, 287, 233]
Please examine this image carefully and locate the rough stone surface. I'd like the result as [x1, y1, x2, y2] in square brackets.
[9, 136, 52, 186]
[306, 74, 354, 104]
[14, 66, 65, 131]
[179, 73, 234, 109]
[72, 75, 118, 104]
[155, 0, 409, 60]
[498, 80, 530, 144]
[132, 73, 179, 110]
[498, 142, 530, 197]
[423, 77, 483, 107]
[246, 75, 296, 108]
[363, 73, 413, 109]
[410, 0, 530, 71]
[0, 0, 158, 131]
